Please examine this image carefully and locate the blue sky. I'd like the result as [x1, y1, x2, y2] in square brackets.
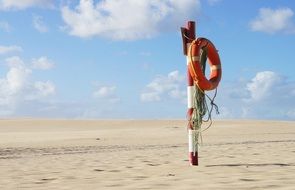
[0, 0, 295, 120]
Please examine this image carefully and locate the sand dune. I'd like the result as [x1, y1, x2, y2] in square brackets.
[0, 120, 294, 189]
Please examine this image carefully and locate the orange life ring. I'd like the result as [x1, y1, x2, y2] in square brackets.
[188, 38, 222, 91]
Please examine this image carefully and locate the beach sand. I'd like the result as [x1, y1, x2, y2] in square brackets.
[0, 119, 294, 189]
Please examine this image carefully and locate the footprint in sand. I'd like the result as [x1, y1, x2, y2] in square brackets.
[35, 178, 57, 184]
[93, 169, 105, 172]
[146, 163, 160, 166]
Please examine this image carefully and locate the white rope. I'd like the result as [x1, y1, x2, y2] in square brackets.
[189, 46, 219, 149]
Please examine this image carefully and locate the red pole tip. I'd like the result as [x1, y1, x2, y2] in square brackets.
[189, 152, 198, 165]
[187, 21, 195, 26]
[187, 21, 196, 40]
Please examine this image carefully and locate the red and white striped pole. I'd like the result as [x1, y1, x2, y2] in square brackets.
[181, 21, 198, 166]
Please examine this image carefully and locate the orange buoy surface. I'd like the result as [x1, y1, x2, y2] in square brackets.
[188, 37, 222, 91]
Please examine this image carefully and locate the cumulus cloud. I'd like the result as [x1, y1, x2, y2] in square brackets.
[0, 45, 22, 54]
[141, 70, 186, 102]
[32, 56, 54, 70]
[216, 71, 295, 120]
[0, 56, 56, 116]
[93, 85, 120, 103]
[0, 0, 54, 10]
[34, 81, 55, 96]
[61, 0, 200, 40]
[246, 71, 282, 101]
[33, 15, 48, 33]
[250, 7, 295, 34]
[0, 57, 31, 98]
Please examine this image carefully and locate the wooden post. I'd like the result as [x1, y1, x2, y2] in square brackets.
[181, 21, 198, 166]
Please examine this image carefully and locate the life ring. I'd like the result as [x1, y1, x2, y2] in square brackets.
[188, 38, 222, 91]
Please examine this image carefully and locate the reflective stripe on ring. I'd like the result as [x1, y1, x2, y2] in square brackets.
[210, 64, 221, 71]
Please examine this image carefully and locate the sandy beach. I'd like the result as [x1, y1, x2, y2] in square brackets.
[0, 119, 294, 189]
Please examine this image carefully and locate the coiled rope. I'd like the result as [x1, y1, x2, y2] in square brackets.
[186, 37, 220, 149]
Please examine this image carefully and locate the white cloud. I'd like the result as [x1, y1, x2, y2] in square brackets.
[25, 81, 56, 101]
[61, 0, 200, 40]
[246, 71, 281, 101]
[250, 7, 295, 34]
[0, 0, 54, 10]
[141, 70, 186, 102]
[32, 56, 54, 70]
[0, 21, 11, 32]
[34, 81, 55, 96]
[0, 45, 22, 54]
[216, 71, 295, 120]
[93, 86, 115, 98]
[93, 85, 120, 103]
[0, 57, 31, 113]
[33, 15, 48, 33]
[0, 56, 31, 97]
[0, 56, 56, 116]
